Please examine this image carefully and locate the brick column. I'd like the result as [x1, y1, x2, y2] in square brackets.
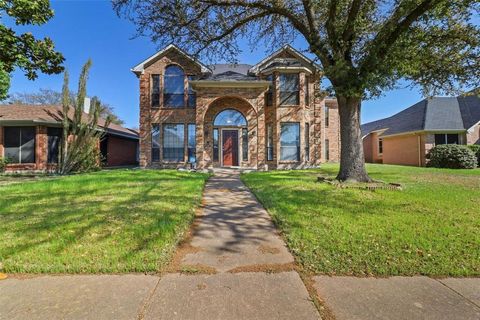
[313, 89, 324, 165]
[256, 97, 266, 170]
[36, 126, 48, 171]
[299, 72, 306, 164]
[195, 95, 206, 169]
[139, 73, 151, 167]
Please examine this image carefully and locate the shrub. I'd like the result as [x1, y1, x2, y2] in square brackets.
[426, 144, 477, 169]
[467, 145, 480, 164]
[0, 157, 9, 172]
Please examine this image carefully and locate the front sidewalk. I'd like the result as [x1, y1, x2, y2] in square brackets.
[1, 169, 479, 319]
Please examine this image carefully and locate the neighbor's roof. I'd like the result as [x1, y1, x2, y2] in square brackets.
[361, 95, 480, 138]
[0, 105, 138, 140]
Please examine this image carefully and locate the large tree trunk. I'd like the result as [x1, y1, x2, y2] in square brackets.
[336, 96, 372, 182]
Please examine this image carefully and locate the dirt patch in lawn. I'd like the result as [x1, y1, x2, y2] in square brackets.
[227, 262, 296, 274]
[257, 245, 281, 254]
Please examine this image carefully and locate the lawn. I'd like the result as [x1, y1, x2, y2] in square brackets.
[242, 164, 480, 277]
[0, 169, 209, 273]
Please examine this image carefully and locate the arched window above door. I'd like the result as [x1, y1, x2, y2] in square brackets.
[213, 109, 247, 127]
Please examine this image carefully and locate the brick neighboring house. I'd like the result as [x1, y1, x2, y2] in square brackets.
[361, 95, 480, 167]
[0, 105, 139, 171]
[133, 44, 340, 170]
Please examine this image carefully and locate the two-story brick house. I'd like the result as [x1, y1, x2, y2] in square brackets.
[133, 44, 340, 170]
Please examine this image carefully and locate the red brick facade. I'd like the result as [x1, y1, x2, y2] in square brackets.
[136, 45, 341, 170]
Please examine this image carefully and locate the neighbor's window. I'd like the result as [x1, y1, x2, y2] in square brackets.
[325, 139, 330, 161]
[151, 124, 160, 161]
[151, 74, 160, 108]
[47, 127, 62, 164]
[279, 73, 299, 105]
[305, 123, 310, 161]
[435, 133, 459, 145]
[280, 122, 300, 161]
[188, 124, 196, 163]
[213, 128, 219, 162]
[163, 123, 185, 161]
[266, 123, 274, 161]
[4, 127, 36, 164]
[324, 106, 330, 127]
[265, 74, 274, 106]
[164, 65, 185, 108]
[242, 128, 248, 161]
[187, 75, 196, 108]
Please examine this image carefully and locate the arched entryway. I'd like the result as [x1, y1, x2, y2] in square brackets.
[201, 96, 259, 169]
[213, 109, 248, 167]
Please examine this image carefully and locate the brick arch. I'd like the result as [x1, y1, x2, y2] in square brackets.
[201, 96, 259, 168]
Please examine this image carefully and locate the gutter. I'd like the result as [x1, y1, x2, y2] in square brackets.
[380, 129, 466, 138]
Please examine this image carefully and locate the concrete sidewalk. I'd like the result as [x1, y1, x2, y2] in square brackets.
[1, 169, 479, 320]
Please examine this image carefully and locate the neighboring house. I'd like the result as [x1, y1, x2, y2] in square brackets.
[0, 105, 139, 171]
[361, 95, 480, 167]
[133, 44, 340, 170]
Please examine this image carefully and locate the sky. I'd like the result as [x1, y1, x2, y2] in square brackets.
[3, 0, 427, 129]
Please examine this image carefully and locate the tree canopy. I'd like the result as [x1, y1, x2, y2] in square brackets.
[113, 0, 480, 181]
[0, 0, 64, 99]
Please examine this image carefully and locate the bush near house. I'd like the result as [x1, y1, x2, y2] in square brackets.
[0, 157, 9, 172]
[467, 145, 480, 164]
[426, 144, 477, 169]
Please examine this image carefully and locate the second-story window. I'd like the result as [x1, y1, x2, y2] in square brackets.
[164, 65, 185, 108]
[279, 73, 299, 106]
[265, 74, 273, 106]
[151, 75, 160, 108]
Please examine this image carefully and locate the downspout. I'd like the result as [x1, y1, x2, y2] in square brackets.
[417, 134, 422, 167]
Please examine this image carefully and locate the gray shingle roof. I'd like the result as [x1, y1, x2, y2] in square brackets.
[208, 64, 253, 75]
[361, 95, 480, 137]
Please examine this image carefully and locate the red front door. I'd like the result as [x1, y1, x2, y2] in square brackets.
[222, 130, 239, 166]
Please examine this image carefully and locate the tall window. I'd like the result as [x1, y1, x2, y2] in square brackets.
[324, 106, 330, 127]
[305, 78, 310, 105]
[280, 123, 300, 161]
[266, 123, 274, 161]
[163, 124, 184, 161]
[378, 138, 383, 155]
[48, 127, 62, 164]
[188, 75, 196, 108]
[164, 65, 185, 108]
[305, 123, 310, 161]
[151, 74, 160, 108]
[4, 127, 36, 163]
[435, 134, 459, 145]
[213, 128, 219, 162]
[188, 124, 196, 163]
[279, 73, 299, 105]
[152, 124, 160, 161]
[325, 139, 330, 161]
[265, 74, 273, 106]
[242, 128, 248, 161]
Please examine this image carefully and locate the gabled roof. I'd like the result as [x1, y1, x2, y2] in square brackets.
[361, 95, 480, 138]
[209, 64, 252, 75]
[131, 44, 211, 75]
[248, 45, 322, 75]
[0, 105, 138, 140]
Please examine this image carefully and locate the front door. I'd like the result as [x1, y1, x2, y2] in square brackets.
[222, 130, 239, 166]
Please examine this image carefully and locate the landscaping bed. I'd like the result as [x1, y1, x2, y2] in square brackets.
[0, 169, 209, 273]
[242, 164, 480, 276]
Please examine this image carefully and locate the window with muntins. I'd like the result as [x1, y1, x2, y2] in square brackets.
[213, 128, 219, 162]
[214, 109, 247, 127]
[187, 75, 196, 108]
[4, 127, 36, 163]
[305, 78, 309, 106]
[151, 75, 160, 108]
[163, 123, 184, 161]
[378, 138, 383, 155]
[280, 123, 300, 161]
[151, 124, 160, 161]
[188, 124, 196, 163]
[265, 74, 273, 106]
[47, 127, 62, 164]
[324, 106, 329, 127]
[279, 74, 299, 105]
[435, 133, 459, 145]
[164, 65, 185, 108]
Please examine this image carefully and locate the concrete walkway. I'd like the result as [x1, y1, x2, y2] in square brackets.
[2, 169, 479, 320]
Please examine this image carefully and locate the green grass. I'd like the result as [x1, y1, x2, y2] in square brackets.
[0, 169, 209, 273]
[242, 164, 480, 277]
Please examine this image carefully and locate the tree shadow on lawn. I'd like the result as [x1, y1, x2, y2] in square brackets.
[0, 171, 208, 273]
